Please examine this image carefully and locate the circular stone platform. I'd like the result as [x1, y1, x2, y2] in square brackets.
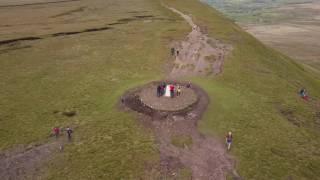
[139, 83, 198, 112]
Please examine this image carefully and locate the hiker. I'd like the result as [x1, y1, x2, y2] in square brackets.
[53, 127, 60, 138]
[157, 85, 162, 97]
[299, 88, 305, 97]
[161, 83, 167, 96]
[171, 47, 175, 56]
[226, 131, 233, 150]
[170, 84, 175, 98]
[186, 82, 191, 88]
[177, 85, 181, 96]
[176, 50, 179, 56]
[160, 85, 164, 96]
[299, 88, 309, 101]
[66, 127, 73, 140]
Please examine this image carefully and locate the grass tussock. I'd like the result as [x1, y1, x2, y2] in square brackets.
[171, 135, 193, 148]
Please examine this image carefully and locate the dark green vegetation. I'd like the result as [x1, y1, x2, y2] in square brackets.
[1, 0, 320, 179]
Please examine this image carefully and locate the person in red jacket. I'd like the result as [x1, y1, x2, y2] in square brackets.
[170, 85, 175, 98]
[226, 131, 233, 150]
[53, 127, 60, 138]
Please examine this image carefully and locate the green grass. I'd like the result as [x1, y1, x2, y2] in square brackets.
[1, 0, 320, 179]
[178, 168, 192, 180]
[163, 0, 320, 179]
[171, 135, 193, 148]
[0, 0, 189, 179]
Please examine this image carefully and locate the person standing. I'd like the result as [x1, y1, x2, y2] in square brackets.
[171, 47, 175, 56]
[170, 85, 175, 98]
[157, 85, 162, 97]
[66, 127, 73, 141]
[186, 82, 191, 88]
[299, 88, 306, 97]
[226, 131, 233, 151]
[299, 88, 309, 101]
[177, 85, 181, 96]
[162, 83, 167, 96]
[53, 127, 60, 139]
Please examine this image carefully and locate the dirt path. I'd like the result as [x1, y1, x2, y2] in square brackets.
[0, 135, 68, 180]
[123, 82, 240, 179]
[122, 6, 238, 179]
[167, 7, 232, 77]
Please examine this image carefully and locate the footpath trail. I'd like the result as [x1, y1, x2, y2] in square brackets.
[167, 7, 231, 77]
[123, 82, 239, 179]
[129, 6, 237, 179]
[0, 137, 67, 180]
[123, 6, 239, 177]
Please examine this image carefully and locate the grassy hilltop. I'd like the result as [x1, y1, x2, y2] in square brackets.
[0, 0, 320, 179]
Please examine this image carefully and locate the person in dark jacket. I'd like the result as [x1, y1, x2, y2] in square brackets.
[171, 47, 175, 56]
[66, 127, 73, 140]
[157, 85, 162, 97]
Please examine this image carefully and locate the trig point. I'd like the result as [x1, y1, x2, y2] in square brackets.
[137, 81, 198, 112]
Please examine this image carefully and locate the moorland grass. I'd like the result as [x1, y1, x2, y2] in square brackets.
[163, 0, 320, 179]
[0, 0, 320, 179]
[0, 0, 189, 179]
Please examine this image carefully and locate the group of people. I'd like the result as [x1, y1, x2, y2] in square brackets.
[156, 83, 182, 98]
[171, 47, 179, 57]
[53, 126, 73, 140]
[156, 83, 166, 97]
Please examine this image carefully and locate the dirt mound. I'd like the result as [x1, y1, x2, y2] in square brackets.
[122, 82, 239, 180]
[139, 82, 197, 111]
[168, 7, 232, 77]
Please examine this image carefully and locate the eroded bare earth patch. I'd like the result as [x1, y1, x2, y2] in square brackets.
[0, 137, 68, 180]
[168, 7, 232, 77]
[122, 82, 239, 179]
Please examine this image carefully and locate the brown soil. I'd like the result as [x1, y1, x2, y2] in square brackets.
[0, 135, 69, 180]
[167, 7, 232, 77]
[122, 81, 240, 180]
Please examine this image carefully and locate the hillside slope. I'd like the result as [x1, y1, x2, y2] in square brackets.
[163, 0, 320, 179]
[204, 0, 320, 74]
[0, 0, 319, 179]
